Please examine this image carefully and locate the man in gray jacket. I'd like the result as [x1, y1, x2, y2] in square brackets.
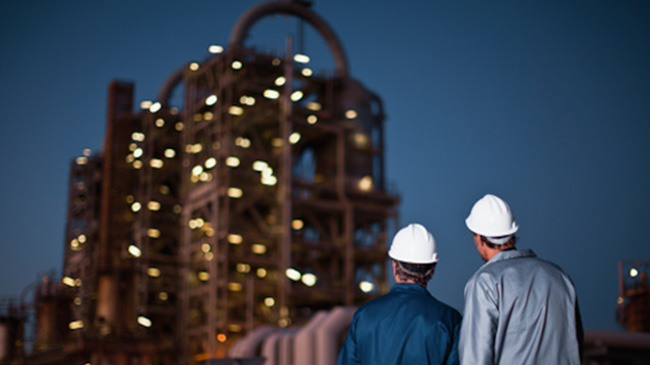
[459, 194, 583, 365]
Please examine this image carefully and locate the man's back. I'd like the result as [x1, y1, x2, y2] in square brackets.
[339, 283, 462, 365]
[460, 249, 583, 365]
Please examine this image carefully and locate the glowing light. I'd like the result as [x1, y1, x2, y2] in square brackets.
[201, 243, 211, 253]
[147, 228, 161, 238]
[205, 94, 218, 106]
[132, 160, 143, 169]
[217, 333, 227, 342]
[62, 277, 76, 287]
[301, 273, 317, 287]
[132, 132, 145, 142]
[354, 133, 369, 148]
[188, 143, 203, 153]
[131, 202, 142, 212]
[359, 281, 374, 293]
[292, 219, 304, 230]
[228, 282, 242, 291]
[240, 95, 256, 106]
[205, 252, 214, 261]
[271, 138, 283, 147]
[293, 53, 310, 63]
[302, 68, 313, 77]
[228, 234, 243, 244]
[256, 268, 267, 278]
[231, 60, 243, 70]
[237, 263, 251, 273]
[228, 187, 243, 198]
[164, 148, 176, 158]
[83, 149, 91, 156]
[264, 297, 275, 307]
[140, 100, 152, 109]
[198, 271, 210, 281]
[203, 111, 213, 120]
[307, 115, 318, 124]
[133, 148, 143, 158]
[208, 45, 223, 54]
[155, 118, 165, 127]
[147, 267, 161, 277]
[69, 320, 84, 330]
[192, 165, 204, 176]
[76, 157, 88, 165]
[274, 76, 286, 86]
[149, 102, 162, 113]
[150, 159, 163, 169]
[285, 268, 301, 281]
[358, 176, 373, 191]
[78, 235, 86, 243]
[147, 201, 161, 211]
[137, 316, 152, 328]
[290, 90, 303, 101]
[263, 89, 280, 99]
[630, 268, 639, 277]
[307, 101, 321, 111]
[199, 172, 212, 182]
[228, 324, 242, 332]
[128, 245, 142, 257]
[253, 160, 268, 171]
[261, 176, 277, 186]
[159, 292, 168, 301]
[235, 137, 251, 148]
[175, 122, 184, 131]
[345, 109, 358, 119]
[226, 156, 240, 167]
[229, 106, 244, 116]
[205, 157, 217, 169]
[189, 62, 199, 71]
[252, 244, 267, 255]
[617, 296, 624, 305]
[289, 132, 301, 144]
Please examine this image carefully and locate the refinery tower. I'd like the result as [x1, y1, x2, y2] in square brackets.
[6, 1, 399, 364]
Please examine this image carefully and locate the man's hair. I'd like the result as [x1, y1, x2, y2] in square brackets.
[394, 260, 436, 286]
[480, 235, 518, 250]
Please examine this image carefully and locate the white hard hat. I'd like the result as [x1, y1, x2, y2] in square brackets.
[388, 223, 438, 264]
[465, 194, 519, 239]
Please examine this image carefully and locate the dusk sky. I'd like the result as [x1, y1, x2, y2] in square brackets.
[1, 0, 649, 332]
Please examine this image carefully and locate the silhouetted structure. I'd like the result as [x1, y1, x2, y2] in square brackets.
[617, 260, 650, 332]
[2, 1, 398, 364]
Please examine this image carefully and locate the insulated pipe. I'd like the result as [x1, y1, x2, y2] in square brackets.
[293, 311, 329, 365]
[315, 306, 357, 365]
[227, 326, 276, 358]
[229, 0, 349, 78]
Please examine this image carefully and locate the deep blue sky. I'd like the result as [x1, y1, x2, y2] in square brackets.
[1, 0, 649, 331]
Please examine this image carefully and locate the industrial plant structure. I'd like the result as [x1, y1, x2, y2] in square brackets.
[1, 1, 399, 364]
[3, 2, 650, 365]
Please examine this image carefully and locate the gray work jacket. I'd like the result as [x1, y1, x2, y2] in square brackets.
[459, 249, 583, 365]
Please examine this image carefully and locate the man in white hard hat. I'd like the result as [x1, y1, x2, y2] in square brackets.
[338, 223, 462, 365]
[460, 194, 583, 365]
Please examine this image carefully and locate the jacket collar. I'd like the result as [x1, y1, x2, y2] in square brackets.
[487, 248, 536, 265]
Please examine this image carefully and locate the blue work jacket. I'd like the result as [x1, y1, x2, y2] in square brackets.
[338, 283, 462, 365]
[459, 249, 583, 365]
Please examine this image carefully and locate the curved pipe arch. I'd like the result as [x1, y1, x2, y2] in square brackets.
[229, 1, 349, 78]
[156, 64, 186, 107]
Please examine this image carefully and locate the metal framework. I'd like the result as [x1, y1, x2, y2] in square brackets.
[6, 1, 398, 364]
